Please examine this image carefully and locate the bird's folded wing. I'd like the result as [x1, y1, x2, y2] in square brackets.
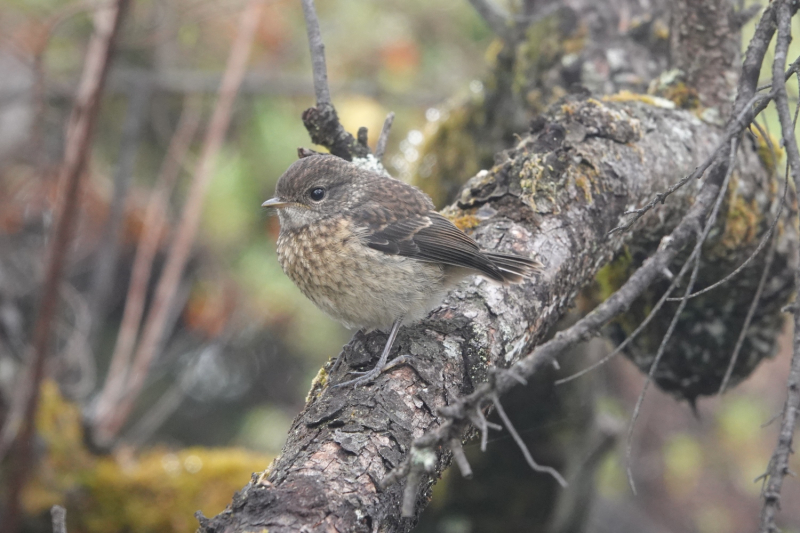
[361, 210, 506, 282]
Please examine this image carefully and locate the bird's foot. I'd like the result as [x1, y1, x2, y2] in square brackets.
[332, 354, 427, 388]
[332, 365, 384, 388]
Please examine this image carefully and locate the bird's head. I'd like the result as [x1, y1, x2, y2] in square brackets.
[262, 155, 370, 231]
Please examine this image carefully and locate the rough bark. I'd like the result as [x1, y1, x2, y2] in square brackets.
[669, 0, 739, 115]
[198, 95, 763, 532]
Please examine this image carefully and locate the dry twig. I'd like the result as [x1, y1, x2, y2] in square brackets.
[758, 2, 800, 530]
[91, 0, 263, 446]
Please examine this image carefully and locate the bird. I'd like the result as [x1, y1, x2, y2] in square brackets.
[262, 154, 541, 387]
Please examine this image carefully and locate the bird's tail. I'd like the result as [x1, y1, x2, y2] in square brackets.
[484, 252, 543, 284]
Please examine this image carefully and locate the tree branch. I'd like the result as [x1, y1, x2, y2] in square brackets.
[3, 1, 128, 531]
[89, 0, 262, 447]
[759, 1, 800, 530]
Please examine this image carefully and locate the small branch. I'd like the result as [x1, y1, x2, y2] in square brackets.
[449, 438, 473, 479]
[88, 75, 153, 345]
[91, 96, 202, 446]
[51, 505, 67, 533]
[719, 231, 777, 394]
[759, 1, 800, 530]
[91, 0, 263, 446]
[492, 393, 567, 487]
[3, 2, 128, 531]
[300, 0, 331, 106]
[374, 112, 395, 161]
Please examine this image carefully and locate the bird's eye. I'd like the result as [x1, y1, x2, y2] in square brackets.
[308, 187, 326, 202]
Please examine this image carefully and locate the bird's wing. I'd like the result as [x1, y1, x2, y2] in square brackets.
[359, 208, 507, 282]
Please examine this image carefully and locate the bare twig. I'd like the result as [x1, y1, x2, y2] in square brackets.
[300, 0, 331, 106]
[449, 438, 473, 479]
[625, 137, 740, 492]
[51, 505, 67, 533]
[759, 1, 800, 530]
[666, 120, 788, 303]
[3, 2, 128, 531]
[374, 112, 395, 161]
[492, 393, 567, 487]
[91, 0, 263, 446]
[89, 75, 153, 343]
[91, 96, 202, 445]
[719, 231, 777, 394]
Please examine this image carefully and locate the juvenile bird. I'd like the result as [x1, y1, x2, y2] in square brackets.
[263, 154, 541, 387]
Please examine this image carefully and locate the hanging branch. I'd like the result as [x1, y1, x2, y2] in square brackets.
[3, 1, 129, 531]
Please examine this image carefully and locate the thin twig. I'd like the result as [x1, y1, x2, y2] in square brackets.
[92, 0, 263, 446]
[51, 505, 67, 533]
[300, 0, 331, 106]
[3, 2, 128, 531]
[666, 120, 788, 302]
[449, 438, 473, 479]
[719, 231, 778, 394]
[492, 393, 567, 487]
[374, 112, 395, 161]
[626, 137, 739, 493]
[759, 2, 800, 530]
[88, 75, 153, 343]
[91, 96, 202, 445]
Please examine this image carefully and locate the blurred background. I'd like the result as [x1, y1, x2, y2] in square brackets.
[0, 0, 798, 532]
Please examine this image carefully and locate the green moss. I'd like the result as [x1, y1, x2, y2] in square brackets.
[595, 248, 634, 300]
[752, 127, 784, 175]
[447, 213, 480, 231]
[719, 194, 760, 251]
[305, 365, 329, 404]
[25, 381, 273, 533]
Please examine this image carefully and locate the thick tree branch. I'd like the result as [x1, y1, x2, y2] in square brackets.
[200, 96, 760, 532]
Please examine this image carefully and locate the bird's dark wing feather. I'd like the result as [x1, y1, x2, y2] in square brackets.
[348, 173, 537, 283]
[363, 210, 506, 282]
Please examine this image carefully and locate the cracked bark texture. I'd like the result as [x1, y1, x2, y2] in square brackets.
[198, 95, 770, 533]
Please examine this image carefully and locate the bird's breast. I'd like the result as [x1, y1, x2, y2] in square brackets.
[276, 218, 448, 330]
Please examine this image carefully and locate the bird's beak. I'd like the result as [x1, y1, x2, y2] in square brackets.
[261, 197, 290, 209]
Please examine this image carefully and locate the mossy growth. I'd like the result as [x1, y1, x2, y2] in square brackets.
[594, 247, 634, 301]
[305, 365, 329, 404]
[751, 127, 784, 175]
[648, 69, 700, 110]
[446, 211, 481, 231]
[23, 380, 272, 533]
[603, 90, 675, 109]
[410, 101, 486, 208]
[717, 193, 761, 252]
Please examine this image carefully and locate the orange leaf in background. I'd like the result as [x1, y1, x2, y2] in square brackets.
[380, 39, 420, 75]
[11, 18, 51, 57]
[258, 4, 289, 51]
[183, 280, 238, 339]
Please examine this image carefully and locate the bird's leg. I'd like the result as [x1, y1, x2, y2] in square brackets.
[329, 329, 364, 375]
[334, 319, 402, 388]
